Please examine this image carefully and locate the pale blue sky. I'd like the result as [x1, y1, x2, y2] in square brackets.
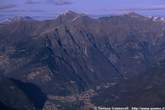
[0, 0, 165, 20]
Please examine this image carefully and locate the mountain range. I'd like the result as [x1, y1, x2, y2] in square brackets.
[0, 11, 165, 110]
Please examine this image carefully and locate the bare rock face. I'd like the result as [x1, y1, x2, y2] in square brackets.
[1, 11, 165, 109]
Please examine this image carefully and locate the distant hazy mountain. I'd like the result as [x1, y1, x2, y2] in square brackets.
[0, 11, 165, 110]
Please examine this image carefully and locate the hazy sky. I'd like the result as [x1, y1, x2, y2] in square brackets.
[1, 0, 165, 20]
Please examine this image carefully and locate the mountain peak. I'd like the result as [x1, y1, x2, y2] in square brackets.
[60, 10, 87, 18]
[63, 10, 78, 16]
[0, 16, 33, 24]
[125, 12, 144, 18]
[10, 16, 33, 22]
[56, 10, 87, 23]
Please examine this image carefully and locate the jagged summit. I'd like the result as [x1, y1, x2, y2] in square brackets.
[0, 16, 34, 24]
[63, 10, 79, 16]
[124, 12, 145, 18]
[10, 16, 33, 22]
[58, 10, 81, 18]
[55, 10, 88, 23]
[148, 16, 165, 22]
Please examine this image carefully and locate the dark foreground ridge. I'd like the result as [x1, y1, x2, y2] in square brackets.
[0, 78, 47, 110]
